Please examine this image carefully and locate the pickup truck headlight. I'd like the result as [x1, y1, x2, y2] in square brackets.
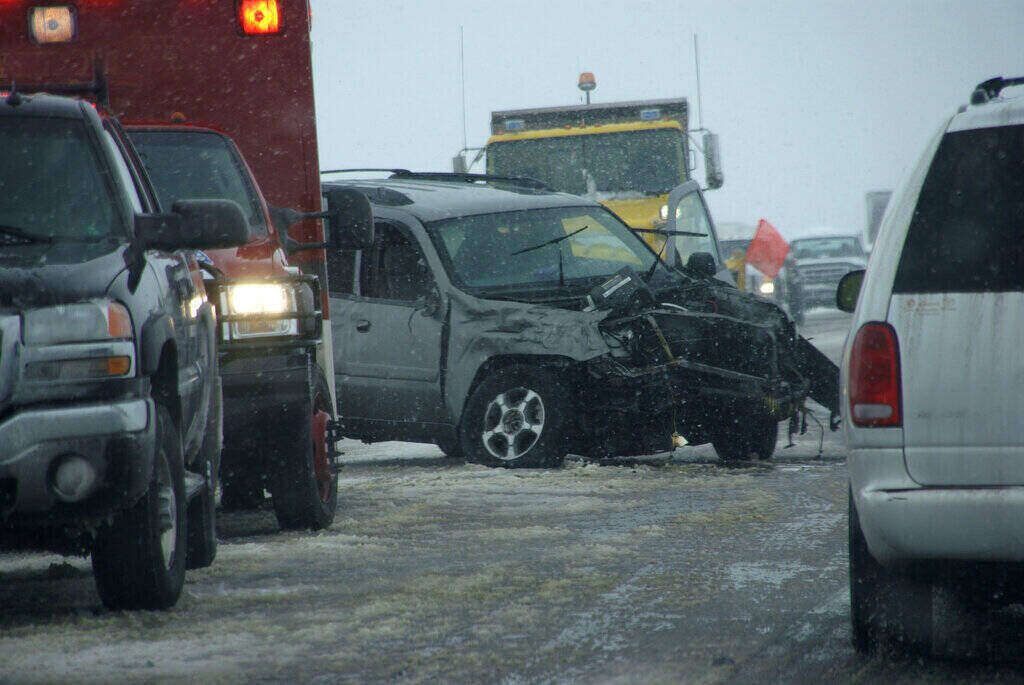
[758, 280, 776, 295]
[220, 282, 299, 338]
[22, 300, 135, 381]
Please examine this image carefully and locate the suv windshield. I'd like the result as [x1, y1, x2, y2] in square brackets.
[0, 118, 119, 243]
[894, 124, 1024, 293]
[428, 205, 657, 292]
[130, 130, 267, 235]
[488, 129, 684, 196]
[791, 237, 863, 260]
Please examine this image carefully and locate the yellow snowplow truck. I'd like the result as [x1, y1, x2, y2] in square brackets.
[484, 98, 722, 249]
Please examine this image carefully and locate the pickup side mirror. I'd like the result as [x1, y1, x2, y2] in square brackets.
[271, 189, 374, 254]
[136, 199, 250, 251]
[686, 251, 718, 279]
[836, 269, 866, 313]
[323, 187, 374, 250]
[703, 131, 724, 190]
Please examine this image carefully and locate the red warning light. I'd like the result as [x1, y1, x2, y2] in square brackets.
[238, 0, 280, 35]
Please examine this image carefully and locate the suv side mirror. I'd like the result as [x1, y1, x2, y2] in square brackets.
[136, 199, 250, 250]
[324, 187, 374, 250]
[686, 251, 717, 279]
[836, 269, 865, 313]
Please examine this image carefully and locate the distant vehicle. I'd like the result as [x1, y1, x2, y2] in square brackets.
[864, 190, 892, 249]
[320, 171, 838, 467]
[838, 75, 1024, 654]
[0, 0, 363, 530]
[460, 75, 722, 251]
[0, 93, 248, 609]
[786, 233, 867, 317]
[717, 224, 792, 316]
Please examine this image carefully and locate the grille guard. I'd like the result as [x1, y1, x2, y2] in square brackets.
[206, 274, 323, 351]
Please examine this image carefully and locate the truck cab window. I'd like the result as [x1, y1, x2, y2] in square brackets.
[361, 223, 432, 301]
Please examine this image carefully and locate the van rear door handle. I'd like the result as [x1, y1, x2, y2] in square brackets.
[355, 319, 371, 332]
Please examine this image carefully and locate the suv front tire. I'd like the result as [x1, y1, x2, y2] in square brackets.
[460, 366, 569, 469]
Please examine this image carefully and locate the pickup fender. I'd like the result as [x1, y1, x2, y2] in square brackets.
[139, 313, 177, 377]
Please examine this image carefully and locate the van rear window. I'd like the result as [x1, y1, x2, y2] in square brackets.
[893, 124, 1024, 293]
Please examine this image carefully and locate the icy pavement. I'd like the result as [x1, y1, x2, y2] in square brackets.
[4, 311, 1024, 683]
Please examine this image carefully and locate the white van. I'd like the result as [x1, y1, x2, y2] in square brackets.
[838, 76, 1024, 654]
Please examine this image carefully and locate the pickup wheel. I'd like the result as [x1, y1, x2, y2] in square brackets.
[220, 475, 265, 510]
[92, 402, 187, 610]
[187, 372, 220, 570]
[460, 366, 568, 469]
[269, 363, 338, 530]
[849, 490, 933, 654]
[712, 412, 778, 462]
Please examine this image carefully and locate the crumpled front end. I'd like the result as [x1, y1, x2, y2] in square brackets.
[445, 271, 839, 459]
[578, 278, 840, 454]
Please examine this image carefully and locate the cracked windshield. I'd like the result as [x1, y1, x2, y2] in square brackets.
[1, 1, 1022, 683]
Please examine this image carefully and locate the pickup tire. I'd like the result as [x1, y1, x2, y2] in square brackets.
[187, 372, 220, 570]
[712, 413, 778, 461]
[460, 366, 568, 469]
[220, 476, 264, 510]
[92, 402, 187, 610]
[849, 490, 933, 654]
[269, 363, 337, 530]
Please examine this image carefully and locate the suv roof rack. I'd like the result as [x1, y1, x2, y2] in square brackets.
[391, 171, 552, 191]
[320, 168, 552, 192]
[971, 76, 1024, 105]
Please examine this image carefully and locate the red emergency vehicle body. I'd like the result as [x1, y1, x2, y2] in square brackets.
[0, 0, 322, 267]
[0, 0, 339, 529]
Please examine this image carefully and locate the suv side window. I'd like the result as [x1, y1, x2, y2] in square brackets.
[894, 124, 1024, 293]
[359, 222, 433, 301]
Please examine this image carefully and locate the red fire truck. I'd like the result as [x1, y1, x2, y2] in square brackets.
[0, 0, 368, 529]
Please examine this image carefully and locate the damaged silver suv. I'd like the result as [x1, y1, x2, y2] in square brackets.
[322, 172, 838, 468]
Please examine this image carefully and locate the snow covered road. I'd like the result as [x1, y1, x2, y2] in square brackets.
[4, 309, 1024, 683]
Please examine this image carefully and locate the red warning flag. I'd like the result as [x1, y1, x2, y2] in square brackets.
[745, 219, 790, 279]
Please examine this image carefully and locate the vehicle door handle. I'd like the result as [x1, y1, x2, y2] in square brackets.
[355, 319, 371, 332]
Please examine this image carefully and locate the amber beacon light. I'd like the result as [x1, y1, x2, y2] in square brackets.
[238, 0, 281, 35]
[29, 6, 76, 44]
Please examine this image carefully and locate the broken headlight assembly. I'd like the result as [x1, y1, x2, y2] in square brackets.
[21, 300, 135, 381]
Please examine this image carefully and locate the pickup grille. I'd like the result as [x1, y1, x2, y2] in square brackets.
[798, 262, 860, 285]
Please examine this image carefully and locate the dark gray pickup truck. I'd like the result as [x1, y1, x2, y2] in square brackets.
[0, 92, 248, 609]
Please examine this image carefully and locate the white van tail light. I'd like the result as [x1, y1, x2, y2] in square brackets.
[849, 322, 902, 427]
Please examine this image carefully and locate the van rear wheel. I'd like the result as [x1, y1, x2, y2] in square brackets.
[849, 490, 933, 654]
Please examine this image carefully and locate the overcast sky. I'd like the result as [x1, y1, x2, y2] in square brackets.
[309, 0, 1023, 239]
